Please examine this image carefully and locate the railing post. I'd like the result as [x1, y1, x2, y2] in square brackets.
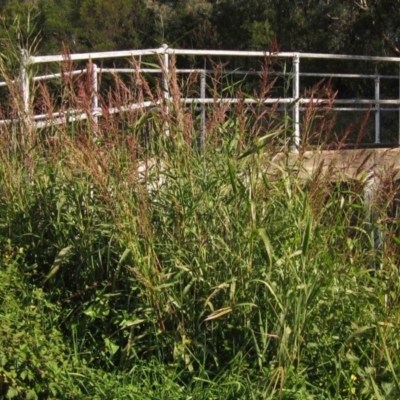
[91, 62, 99, 127]
[292, 53, 300, 151]
[200, 64, 206, 150]
[162, 43, 170, 136]
[375, 76, 380, 144]
[19, 49, 30, 128]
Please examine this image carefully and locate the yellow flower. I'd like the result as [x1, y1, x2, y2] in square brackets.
[350, 374, 357, 382]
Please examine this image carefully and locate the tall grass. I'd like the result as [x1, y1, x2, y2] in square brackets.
[1, 50, 400, 399]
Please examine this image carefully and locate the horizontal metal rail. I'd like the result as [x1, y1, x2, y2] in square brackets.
[25, 47, 400, 64]
[2, 69, 399, 85]
[2, 98, 395, 126]
[29, 47, 167, 64]
[34, 69, 87, 81]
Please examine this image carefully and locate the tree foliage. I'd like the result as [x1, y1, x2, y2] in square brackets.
[1, 0, 400, 55]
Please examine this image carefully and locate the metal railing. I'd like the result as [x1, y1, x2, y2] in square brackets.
[2, 44, 400, 150]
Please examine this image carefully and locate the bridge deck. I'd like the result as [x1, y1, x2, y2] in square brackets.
[271, 147, 400, 181]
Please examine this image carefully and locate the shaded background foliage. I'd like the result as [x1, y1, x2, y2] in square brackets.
[1, 0, 400, 55]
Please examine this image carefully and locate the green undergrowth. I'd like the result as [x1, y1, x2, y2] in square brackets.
[1, 43, 400, 397]
[1, 122, 400, 399]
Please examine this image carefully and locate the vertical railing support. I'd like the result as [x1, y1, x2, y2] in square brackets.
[91, 62, 99, 127]
[162, 43, 170, 136]
[19, 49, 30, 129]
[200, 64, 206, 150]
[292, 53, 300, 151]
[375, 76, 380, 144]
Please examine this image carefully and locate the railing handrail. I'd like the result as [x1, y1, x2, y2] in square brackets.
[23, 46, 400, 64]
[25, 47, 400, 64]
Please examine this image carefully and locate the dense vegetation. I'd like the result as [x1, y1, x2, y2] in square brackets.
[0, 49, 400, 398]
[1, 0, 400, 56]
[1, 1, 400, 399]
